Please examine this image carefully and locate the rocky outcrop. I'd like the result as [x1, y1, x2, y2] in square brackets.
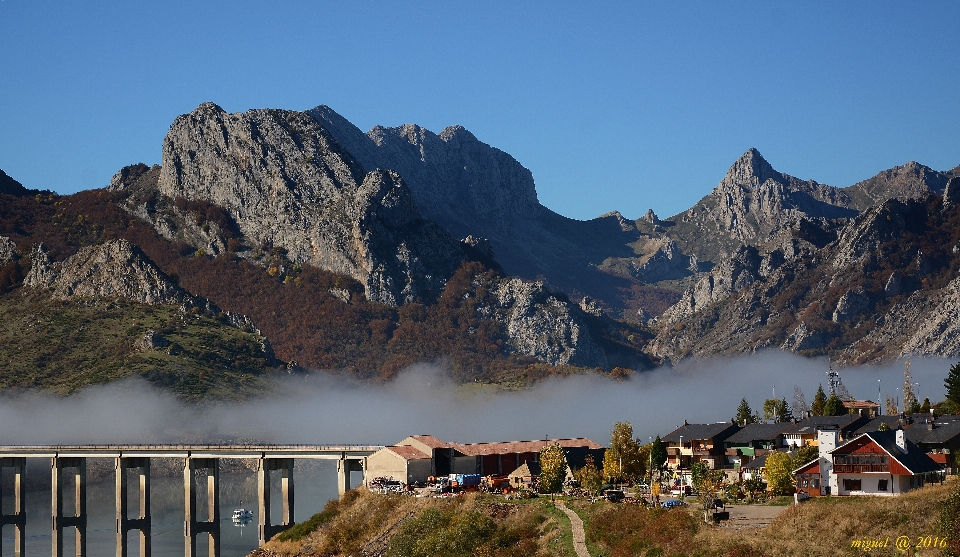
[475, 277, 608, 368]
[830, 199, 910, 270]
[616, 239, 693, 283]
[846, 276, 960, 360]
[135, 330, 171, 351]
[658, 245, 765, 324]
[832, 287, 870, 323]
[0, 236, 17, 265]
[25, 239, 192, 304]
[943, 177, 960, 211]
[781, 321, 826, 351]
[157, 103, 465, 305]
[24, 244, 56, 288]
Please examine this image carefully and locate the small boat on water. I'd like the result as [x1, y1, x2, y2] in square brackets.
[232, 508, 253, 521]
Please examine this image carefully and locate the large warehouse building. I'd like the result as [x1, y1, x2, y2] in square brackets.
[365, 435, 605, 486]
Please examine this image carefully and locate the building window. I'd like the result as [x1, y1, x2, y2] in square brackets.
[878, 479, 888, 492]
[843, 478, 862, 492]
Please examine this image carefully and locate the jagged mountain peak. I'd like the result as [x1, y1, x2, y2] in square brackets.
[722, 147, 781, 188]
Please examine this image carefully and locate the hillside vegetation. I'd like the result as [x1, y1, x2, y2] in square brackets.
[251, 478, 958, 557]
[1, 189, 650, 397]
[0, 288, 275, 401]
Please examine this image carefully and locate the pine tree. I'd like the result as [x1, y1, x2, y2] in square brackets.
[946, 362, 960, 407]
[650, 436, 667, 474]
[824, 392, 845, 416]
[811, 385, 827, 416]
[735, 398, 757, 425]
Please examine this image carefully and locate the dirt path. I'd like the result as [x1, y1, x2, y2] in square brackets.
[556, 501, 591, 557]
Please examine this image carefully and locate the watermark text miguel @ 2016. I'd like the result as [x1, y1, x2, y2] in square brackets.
[851, 535, 950, 552]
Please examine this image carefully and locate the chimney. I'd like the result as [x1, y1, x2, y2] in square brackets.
[927, 419, 935, 431]
[896, 429, 907, 453]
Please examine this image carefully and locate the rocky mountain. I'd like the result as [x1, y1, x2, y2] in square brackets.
[648, 193, 960, 364]
[145, 103, 467, 306]
[0, 155, 647, 394]
[654, 148, 858, 264]
[4, 101, 960, 397]
[310, 105, 679, 317]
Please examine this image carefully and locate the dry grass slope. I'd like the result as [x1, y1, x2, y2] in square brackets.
[255, 478, 958, 557]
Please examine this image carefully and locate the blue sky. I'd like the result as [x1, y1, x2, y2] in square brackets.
[2, 1, 959, 221]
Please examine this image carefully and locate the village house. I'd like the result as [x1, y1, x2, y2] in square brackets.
[853, 413, 960, 473]
[842, 400, 881, 418]
[723, 422, 791, 471]
[780, 414, 868, 449]
[364, 435, 604, 486]
[663, 421, 740, 472]
[793, 428, 943, 497]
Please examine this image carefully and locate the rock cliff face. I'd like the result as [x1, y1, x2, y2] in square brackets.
[310, 105, 662, 315]
[665, 148, 858, 262]
[309, 106, 542, 237]
[474, 277, 608, 368]
[157, 103, 465, 305]
[843, 161, 957, 210]
[648, 191, 960, 364]
[25, 239, 192, 304]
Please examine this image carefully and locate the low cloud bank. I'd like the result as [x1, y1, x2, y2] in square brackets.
[0, 351, 950, 447]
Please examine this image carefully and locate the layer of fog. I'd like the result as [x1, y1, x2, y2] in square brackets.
[0, 351, 950, 447]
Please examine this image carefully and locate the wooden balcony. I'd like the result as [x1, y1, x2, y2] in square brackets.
[833, 464, 889, 474]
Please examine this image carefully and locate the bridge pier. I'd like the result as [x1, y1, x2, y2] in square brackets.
[0, 457, 26, 557]
[184, 458, 218, 557]
[116, 457, 150, 557]
[257, 458, 294, 545]
[337, 457, 363, 496]
[51, 456, 86, 557]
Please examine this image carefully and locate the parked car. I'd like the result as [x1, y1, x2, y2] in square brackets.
[662, 499, 684, 508]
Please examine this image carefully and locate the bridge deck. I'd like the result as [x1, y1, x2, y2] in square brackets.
[0, 444, 383, 459]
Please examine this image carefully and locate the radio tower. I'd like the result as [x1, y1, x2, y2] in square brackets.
[827, 359, 841, 395]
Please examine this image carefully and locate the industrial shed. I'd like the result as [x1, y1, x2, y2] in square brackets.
[364, 435, 604, 487]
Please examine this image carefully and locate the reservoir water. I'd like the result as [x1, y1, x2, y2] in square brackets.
[1, 459, 356, 556]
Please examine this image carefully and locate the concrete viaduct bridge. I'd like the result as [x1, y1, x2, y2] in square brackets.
[0, 443, 381, 557]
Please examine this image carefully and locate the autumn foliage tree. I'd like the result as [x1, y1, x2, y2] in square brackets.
[764, 451, 796, 495]
[575, 454, 603, 495]
[538, 443, 568, 494]
[603, 422, 641, 484]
